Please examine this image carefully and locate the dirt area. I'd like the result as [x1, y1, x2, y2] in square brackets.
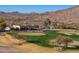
[64, 50, 79, 53]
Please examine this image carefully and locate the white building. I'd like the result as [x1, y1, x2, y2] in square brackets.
[12, 25, 21, 30]
[5, 27, 11, 31]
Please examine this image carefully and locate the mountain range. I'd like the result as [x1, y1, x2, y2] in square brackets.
[0, 6, 79, 29]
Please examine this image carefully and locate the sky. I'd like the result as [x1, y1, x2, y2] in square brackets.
[0, 5, 75, 13]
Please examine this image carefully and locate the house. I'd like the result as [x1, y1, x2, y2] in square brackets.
[20, 26, 28, 31]
[20, 24, 43, 32]
[11, 25, 21, 31]
[5, 27, 11, 31]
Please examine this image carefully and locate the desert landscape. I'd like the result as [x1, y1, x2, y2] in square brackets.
[0, 5, 79, 53]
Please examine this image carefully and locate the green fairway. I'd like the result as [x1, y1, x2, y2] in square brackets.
[7, 30, 79, 48]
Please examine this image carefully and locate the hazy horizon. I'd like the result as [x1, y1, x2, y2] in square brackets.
[0, 5, 75, 13]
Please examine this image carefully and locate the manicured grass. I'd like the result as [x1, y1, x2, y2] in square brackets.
[7, 30, 59, 47]
[7, 30, 79, 48]
[18, 32, 45, 36]
[67, 34, 79, 41]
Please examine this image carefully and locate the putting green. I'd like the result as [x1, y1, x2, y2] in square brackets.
[17, 32, 45, 36]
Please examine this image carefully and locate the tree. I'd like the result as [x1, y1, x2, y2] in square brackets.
[56, 35, 73, 50]
[44, 18, 51, 29]
[0, 20, 6, 29]
[52, 19, 59, 29]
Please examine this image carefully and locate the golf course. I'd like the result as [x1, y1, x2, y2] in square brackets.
[7, 29, 79, 50]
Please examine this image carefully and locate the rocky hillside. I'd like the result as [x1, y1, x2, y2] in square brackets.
[0, 6, 79, 29]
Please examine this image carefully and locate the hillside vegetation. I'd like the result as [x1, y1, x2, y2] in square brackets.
[0, 6, 79, 29]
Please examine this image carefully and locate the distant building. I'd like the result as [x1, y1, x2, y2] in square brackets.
[5, 27, 11, 31]
[11, 25, 21, 30]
